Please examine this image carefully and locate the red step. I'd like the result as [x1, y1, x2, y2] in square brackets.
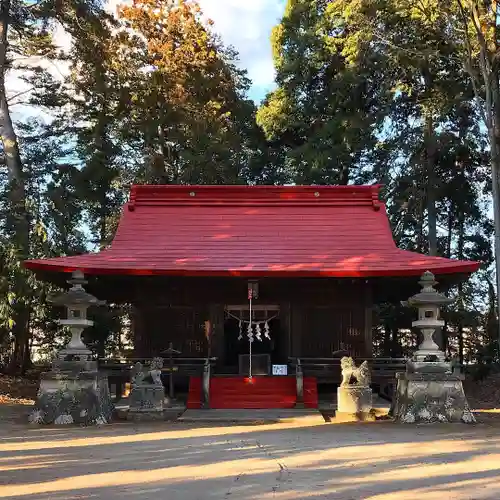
[187, 376, 202, 409]
[187, 376, 318, 409]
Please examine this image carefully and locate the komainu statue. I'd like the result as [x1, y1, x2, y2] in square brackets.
[128, 357, 165, 419]
[131, 357, 164, 387]
[340, 357, 371, 387]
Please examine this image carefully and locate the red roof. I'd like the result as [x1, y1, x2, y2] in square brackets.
[24, 185, 480, 278]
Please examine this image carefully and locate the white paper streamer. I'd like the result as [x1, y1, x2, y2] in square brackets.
[247, 323, 254, 343]
[264, 321, 270, 339]
[255, 323, 262, 341]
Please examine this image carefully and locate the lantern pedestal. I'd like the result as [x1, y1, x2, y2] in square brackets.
[34, 371, 113, 426]
[30, 271, 113, 426]
[389, 372, 475, 424]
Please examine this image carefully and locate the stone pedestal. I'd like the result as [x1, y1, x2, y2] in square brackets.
[336, 385, 374, 421]
[127, 383, 166, 421]
[30, 370, 113, 425]
[390, 372, 475, 424]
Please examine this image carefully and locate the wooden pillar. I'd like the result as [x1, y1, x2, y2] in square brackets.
[290, 303, 302, 357]
[279, 301, 291, 360]
[364, 284, 373, 357]
[209, 303, 225, 360]
[131, 305, 147, 357]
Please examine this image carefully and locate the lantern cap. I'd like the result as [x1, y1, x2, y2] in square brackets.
[48, 270, 106, 307]
[406, 271, 453, 307]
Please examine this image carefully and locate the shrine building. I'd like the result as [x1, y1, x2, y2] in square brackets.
[24, 185, 480, 408]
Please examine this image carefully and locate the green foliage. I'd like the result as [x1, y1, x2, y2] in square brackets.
[107, 0, 259, 185]
[258, 0, 392, 184]
[0, 0, 498, 371]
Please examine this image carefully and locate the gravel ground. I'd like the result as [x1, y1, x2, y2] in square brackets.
[1, 411, 500, 500]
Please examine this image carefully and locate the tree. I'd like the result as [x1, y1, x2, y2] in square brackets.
[0, 0, 53, 371]
[451, 0, 500, 353]
[110, 0, 257, 185]
[257, 0, 394, 185]
[0, 0, 117, 371]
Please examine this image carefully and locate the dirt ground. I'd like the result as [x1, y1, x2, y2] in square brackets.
[1, 374, 500, 500]
[1, 407, 500, 500]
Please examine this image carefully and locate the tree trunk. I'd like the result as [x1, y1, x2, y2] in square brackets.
[340, 165, 349, 185]
[0, 0, 32, 373]
[390, 324, 402, 357]
[383, 323, 391, 356]
[446, 202, 453, 258]
[422, 65, 438, 256]
[489, 73, 500, 358]
[456, 172, 466, 363]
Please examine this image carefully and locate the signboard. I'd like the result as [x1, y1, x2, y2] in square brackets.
[272, 364, 288, 376]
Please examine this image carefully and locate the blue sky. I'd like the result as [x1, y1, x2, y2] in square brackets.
[9, 0, 286, 120]
[196, 0, 286, 103]
[104, 0, 286, 103]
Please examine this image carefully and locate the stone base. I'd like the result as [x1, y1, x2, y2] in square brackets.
[126, 406, 185, 421]
[334, 411, 376, 423]
[407, 360, 450, 374]
[127, 409, 166, 421]
[337, 385, 372, 414]
[30, 371, 113, 425]
[128, 384, 165, 412]
[390, 372, 475, 424]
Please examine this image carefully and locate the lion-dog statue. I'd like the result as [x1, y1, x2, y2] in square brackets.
[340, 356, 371, 387]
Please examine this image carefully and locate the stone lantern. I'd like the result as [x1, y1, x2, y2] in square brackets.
[390, 271, 475, 424]
[404, 270, 452, 371]
[30, 270, 113, 426]
[49, 270, 105, 369]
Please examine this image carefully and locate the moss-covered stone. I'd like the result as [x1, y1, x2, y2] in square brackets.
[29, 373, 113, 426]
[390, 373, 475, 424]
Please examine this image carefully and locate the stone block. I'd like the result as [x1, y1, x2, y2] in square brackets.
[390, 372, 475, 424]
[128, 384, 165, 412]
[337, 385, 372, 414]
[29, 371, 113, 425]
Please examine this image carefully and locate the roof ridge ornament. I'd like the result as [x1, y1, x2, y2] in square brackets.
[371, 184, 382, 211]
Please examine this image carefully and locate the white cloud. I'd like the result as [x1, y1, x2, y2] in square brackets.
[199, 0, 284, 100]
[107, 0, 285, 100]
[8, 23, 72, 122]
[7, 0, 284, 117]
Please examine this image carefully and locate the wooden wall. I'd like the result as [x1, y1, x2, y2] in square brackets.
[129, 277, 373, 359]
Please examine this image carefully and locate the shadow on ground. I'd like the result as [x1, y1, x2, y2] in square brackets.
[1, 405, 500, 500]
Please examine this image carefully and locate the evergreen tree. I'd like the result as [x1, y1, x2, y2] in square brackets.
[112, 0, 258, 184]
[257, 0, 393, 185]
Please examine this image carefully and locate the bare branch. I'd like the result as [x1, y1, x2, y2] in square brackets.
[455, 0, 490, 129]
[7, 88, 33, 103]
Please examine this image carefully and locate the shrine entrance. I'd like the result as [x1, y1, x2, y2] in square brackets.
[222, 305, 282, 375]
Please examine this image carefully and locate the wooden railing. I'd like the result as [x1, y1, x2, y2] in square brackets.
[98, 356, 406, 401]
[288, 357, 406, 399]
[98, 357, 217, 400]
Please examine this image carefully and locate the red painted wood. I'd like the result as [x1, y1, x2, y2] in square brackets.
[187, 376, 202, 409]
[187, 376, 318, 410]
[24, 185, 479, 277]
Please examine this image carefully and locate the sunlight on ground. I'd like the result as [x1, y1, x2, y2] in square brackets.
[0, 420, 325, 453]
[0, 421, 499, 499]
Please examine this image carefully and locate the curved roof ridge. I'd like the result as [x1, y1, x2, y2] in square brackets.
[23, 184, 480, 278]
[127, 184, 384, 210]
